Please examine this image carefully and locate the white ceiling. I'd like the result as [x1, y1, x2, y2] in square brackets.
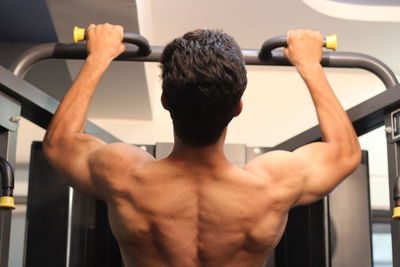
[146, 0, 400, 72]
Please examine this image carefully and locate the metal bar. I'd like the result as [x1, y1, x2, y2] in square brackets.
[0, 66, 120, 143]
[66, 187, 73, 267]
[273, 84, 400, 151]
[0, 92, 21, 133]
[0, 132, 18, 186]
[0, 210, 11, 267]
[10, 44, 398, 89]
[385, 113, 400, 267]
[0, 129, 18, 267]
[324, 197, 331, 267]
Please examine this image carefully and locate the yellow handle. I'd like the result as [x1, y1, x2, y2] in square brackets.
[73, 26, 86, 43]
[0, 196, 15, 209]
[325, 34, 337, 51]
[393, 206, 400, 220]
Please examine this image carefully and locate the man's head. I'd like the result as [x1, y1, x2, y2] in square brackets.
[160, 29, 247, 147]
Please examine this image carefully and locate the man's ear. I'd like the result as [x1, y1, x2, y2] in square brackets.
[161, 91, 169, 110]
[234, 99, 243, 117]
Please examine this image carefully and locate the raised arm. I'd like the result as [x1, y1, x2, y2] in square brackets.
[246, 30, 361, 207]
[43, 24, 152, 199]
[286, 30, 361, 206]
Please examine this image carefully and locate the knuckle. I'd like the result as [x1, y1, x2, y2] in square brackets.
[87, 24, 95, 32]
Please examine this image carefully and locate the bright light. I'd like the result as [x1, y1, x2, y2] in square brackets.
[302, 0, 400, 22]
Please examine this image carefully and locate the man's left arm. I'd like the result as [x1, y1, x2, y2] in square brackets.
[43, 24, 141, 199]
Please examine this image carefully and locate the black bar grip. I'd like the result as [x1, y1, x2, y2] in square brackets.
[0, 157, 15, 209]
[259, 34, 337, 60]
[73, 26, 151, 57]
[0, 157, 14, 197]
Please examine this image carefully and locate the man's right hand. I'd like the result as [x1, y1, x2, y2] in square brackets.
[86, 23, 125, 63]
[284, 30, 323, 72]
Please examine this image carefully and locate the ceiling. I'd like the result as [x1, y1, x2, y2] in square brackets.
[333, 0, 400, 5]
[148, 0, 400, 72]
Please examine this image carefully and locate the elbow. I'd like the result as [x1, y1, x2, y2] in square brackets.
[351, 139, 362, 167]
[42, 133, 66, 162]
[354, 145, 362, 166]
[42, 133, 55, 159]
[341, 142, 362, 174]
[42, 138, 55, 163]
[349, 149, 362, 172]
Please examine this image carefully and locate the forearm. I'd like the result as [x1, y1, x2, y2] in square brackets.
[298, 64, 360, 156]
[44, 56, 111, 147]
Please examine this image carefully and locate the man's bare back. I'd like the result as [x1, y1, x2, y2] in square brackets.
[96, 144, 296, 267]
[43, 25, 361, 266]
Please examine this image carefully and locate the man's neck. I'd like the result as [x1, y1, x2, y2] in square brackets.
[168, 131, 230, 167]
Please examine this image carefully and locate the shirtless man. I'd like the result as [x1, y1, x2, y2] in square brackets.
[43, 24, 361, 266]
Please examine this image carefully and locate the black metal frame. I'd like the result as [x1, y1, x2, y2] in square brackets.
[384, 112, 400, 267]
[0, 90, 20, 267]
[0, 38, 399, 266]
[0, 65, 120, 143]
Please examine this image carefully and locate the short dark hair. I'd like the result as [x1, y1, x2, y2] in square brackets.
[160, 29, 247, 147]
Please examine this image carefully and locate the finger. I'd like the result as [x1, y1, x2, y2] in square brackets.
[120, 43, 126, 53]
[86, 24, 96, 40]
[293, 29, 302, 37]
[87, 24, 96, 31]
[316, 31, 324, 42]
[287, 30, 293, 45]
[283, 47, 289, 58]
[117, 25, 124, 32]
[116, 25, 124, 39]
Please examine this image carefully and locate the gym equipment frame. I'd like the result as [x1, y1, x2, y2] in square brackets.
[0, 34, 399, 266]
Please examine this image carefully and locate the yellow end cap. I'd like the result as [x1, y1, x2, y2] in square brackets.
[325, 34, 337, 51]
[393, 207, 400, 220]
[0, 196, 15, 209]
[73, 26, 86, 43]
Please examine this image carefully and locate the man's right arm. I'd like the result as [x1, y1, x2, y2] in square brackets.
[247, 30, 361, 207]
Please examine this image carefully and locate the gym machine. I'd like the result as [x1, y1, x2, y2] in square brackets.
[1, 28, 399, 266]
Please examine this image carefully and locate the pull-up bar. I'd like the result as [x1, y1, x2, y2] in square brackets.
[10, 30, 399, 89]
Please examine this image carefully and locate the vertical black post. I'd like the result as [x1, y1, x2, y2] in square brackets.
[0, 130, 17, 267]
[0, 90, 21, 267]
[385, 111, 400, 267]
[274, 200, 326, 267]
[25, 142, 69, 267]
[328, 152, 373, 267]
